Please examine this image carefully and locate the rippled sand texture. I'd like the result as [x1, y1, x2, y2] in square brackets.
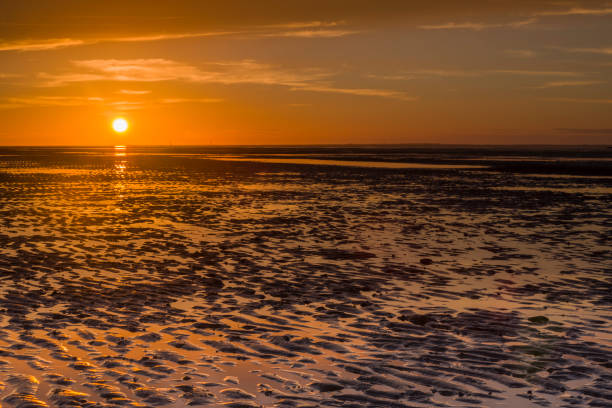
[0, 148, 610, 408]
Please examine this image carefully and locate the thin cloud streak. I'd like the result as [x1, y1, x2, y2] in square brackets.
[565, 47, 612, 55]
[419, 18, 535, 31]
[0, 38, 86, 51]
[0, 95, 222, 110]
[537, 80, 604, 88]
[0, 96, 106, 109]
[371, 69, 584, 80]
[0, 32, 236, 52]
[159, 97, 223, 104]
[0, 21, 354, 52]
[290, 85, 417, 101]
[112, 32, 239, 43]
[264, 21, 344, 29]
[490, 70, 583, 77]
[260, 29, 359, 38]
[37, 58, 414, 101]
[534, 7, 612, 16]
[118, 89, 151, 95]
[419, 6, 612, 32]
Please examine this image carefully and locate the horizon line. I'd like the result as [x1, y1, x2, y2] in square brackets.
[1, 143, 611, 148]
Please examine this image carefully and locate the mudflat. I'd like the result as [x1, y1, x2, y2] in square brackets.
[0, 146, 610, 408]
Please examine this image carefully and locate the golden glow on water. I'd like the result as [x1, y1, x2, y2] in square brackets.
[114, 145, 126, 157]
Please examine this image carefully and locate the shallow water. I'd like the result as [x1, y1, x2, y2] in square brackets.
[210, 157, 486, 169]
[0, 146, 610, 408]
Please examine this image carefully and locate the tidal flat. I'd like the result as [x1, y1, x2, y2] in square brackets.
[0, 146, 610, 408]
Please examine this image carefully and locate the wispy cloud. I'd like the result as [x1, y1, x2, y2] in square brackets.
[0, 21, 354, 53]
[258, 21, 357, 38]
[419, 18, 535, 31]
[0, 33, 234, 53]
[372, 68, 583, 80]
[369, 70, 478, 80]
[534, 7, 612, 16]
[158, 97, 222, 104]
[564, 47, 612, 55]
[420, 6, 612, 32]
[112, 32, 238, 43]
[489, 69, 582, 77]
[57, 59, 328, 86]
[261, 29, 359, 38]
[0, 38, 85, 52]
[291, 85, 417, 101]
[0, 94, 222, 110]
[118, 89, 151, 95]
[407, 69, 480, 77]
[265, 21, 344, 29]
[0, 96, 106, 109]
[38, 59, 414, 101]
[537, 80, 604, 88]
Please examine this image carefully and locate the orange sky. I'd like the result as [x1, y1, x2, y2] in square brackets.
[1, 1, 611, 145]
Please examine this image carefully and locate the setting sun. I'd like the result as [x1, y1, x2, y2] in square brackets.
[112, 118, 129, 133]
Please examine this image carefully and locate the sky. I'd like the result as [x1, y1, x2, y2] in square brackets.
[1, 0, 611, 145]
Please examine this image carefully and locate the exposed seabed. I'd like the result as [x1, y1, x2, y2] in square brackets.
[0, 146, 610, 408]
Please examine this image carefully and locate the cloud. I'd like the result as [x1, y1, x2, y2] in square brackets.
[265, 21, 344, 29]
[0, 33, 234, 53]
[38, 58, 414, 101]
[372, 69, 583, 80]
[564, 47, 612, 55]
[291, 85, 417, 101]
[369, 70, 479, 80]
[0, 96, 106, 109]
[0, 38, 85, 51]
[406, 69, 480, 77]
[111, 32, 238, 43]
[418, 5, 612, 32]
[0, 73, 21, 79]
[0, 21, 353, 52]
[159, 97, 222, 104]
[419, 18, 535, 31]
[534, 7, 612, 16]
[71, 59, 205, 83]
[118, 89, 151, 95]
[0, 94, 222, 110]
[258, 21, 357, 38]
[261, 29, 358, 38]
[489, 69, 582, 77]
[537, 80, 604, 88]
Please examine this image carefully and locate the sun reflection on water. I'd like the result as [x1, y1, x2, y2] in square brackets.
[114, 145, 126, 157]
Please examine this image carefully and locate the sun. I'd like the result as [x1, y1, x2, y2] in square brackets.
[112, 118, 129, 133]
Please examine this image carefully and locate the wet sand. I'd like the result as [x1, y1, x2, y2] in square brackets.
[0, 146, 610, 408]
